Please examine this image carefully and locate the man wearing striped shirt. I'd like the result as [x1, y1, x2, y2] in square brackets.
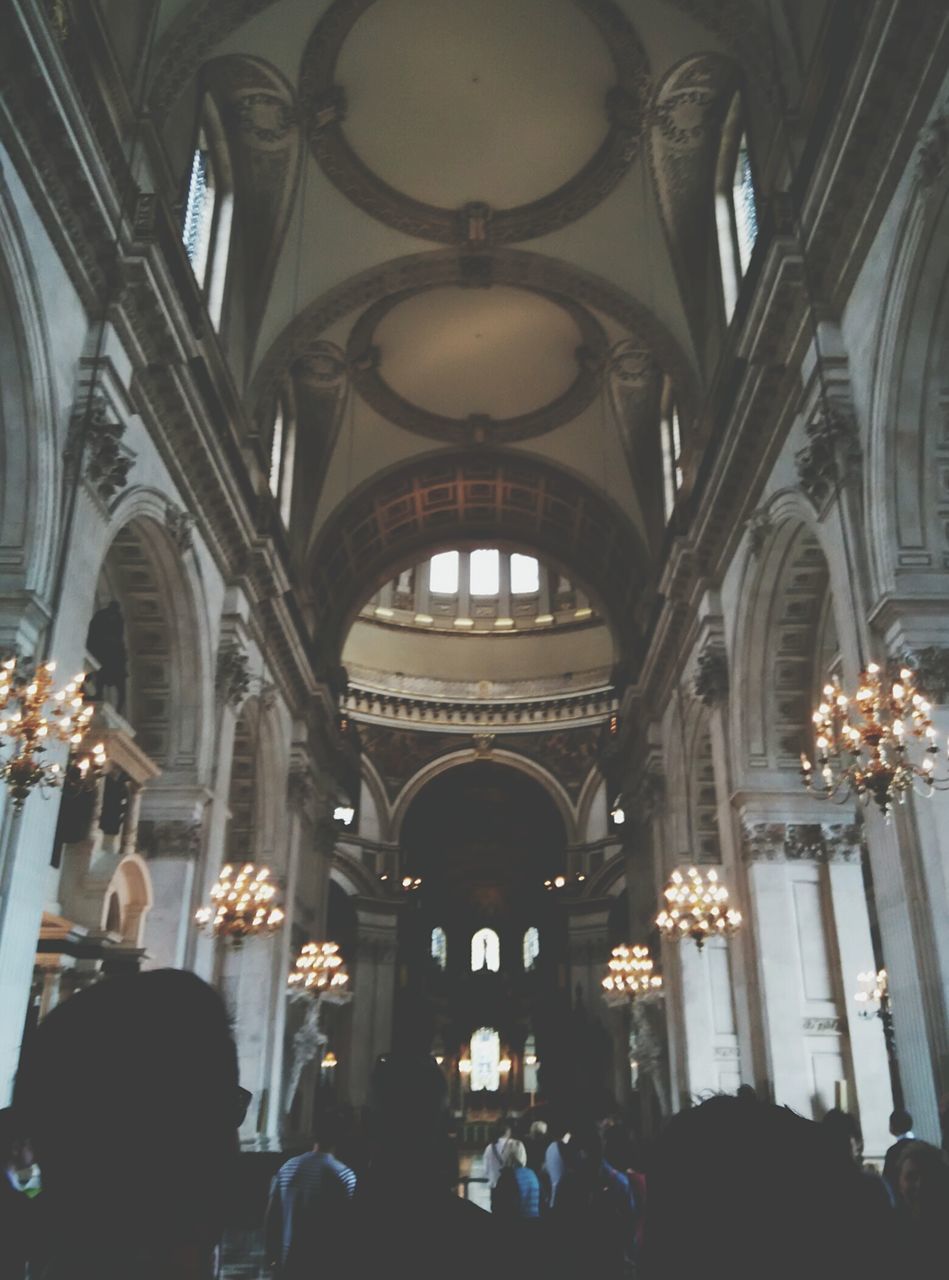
[265, 1111, 356, 1278]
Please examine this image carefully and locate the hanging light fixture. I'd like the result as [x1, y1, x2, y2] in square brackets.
[288, 941, 350, 996]
[656, 866, 742, 950]
[601, 943, 663, 1004]
[800, 664, 948, 817]
[0, 659, 104, 810]
[194, 862, 284, 945]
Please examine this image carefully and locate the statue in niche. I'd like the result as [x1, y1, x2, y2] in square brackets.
[99, 772, 129, 838]
[85, 601, 128, 712]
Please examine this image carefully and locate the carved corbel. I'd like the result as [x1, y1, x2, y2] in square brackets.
[693, 645, 729, 707]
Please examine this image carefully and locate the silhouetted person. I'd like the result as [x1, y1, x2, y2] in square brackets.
[892, 1139, 949, 1266]
[822, 1108, 893, 1211]
[85, 600, 127, 711]
[266, 1109, 356, 1278]
[883, 1107, 915, 1191]
[550, 1124, 637, 1279]
[13, 969, 246, 1280]
[0, 1110, 37, 1280]
[352, 1052, 516, 1280]
[643, 1095, 895, 1280]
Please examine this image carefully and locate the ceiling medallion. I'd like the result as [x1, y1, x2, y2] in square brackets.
[346, 286, 608, 443]
[299, 0, 650, 245]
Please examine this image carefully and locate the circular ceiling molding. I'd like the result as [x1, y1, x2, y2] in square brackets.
[347, 284, 607, 442]
[252, 247, 700, 429]
[299, 0, 650, 245]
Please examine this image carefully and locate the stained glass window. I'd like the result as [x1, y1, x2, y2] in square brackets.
[733, 134, 758, 277]
[431, 926, 447, 970]
[523, 926, 540, 971]
[182, 138, 216, 287]
[470, 1026, 501, 1092]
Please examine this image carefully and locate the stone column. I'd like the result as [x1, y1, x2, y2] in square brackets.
[348, 899, 400, 1109]
[138, 792, 207, 970]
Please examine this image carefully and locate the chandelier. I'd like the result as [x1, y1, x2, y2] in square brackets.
[656, 866, 742, 950]
[0, 658, 104, 810]
[288, 941, 350, 997]
[801, 664, 947, 817]
[194, 863, 284, 944]
[601, 944, 663, 1005]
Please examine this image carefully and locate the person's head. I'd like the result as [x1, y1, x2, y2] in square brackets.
[822, 1108, 862, 1164]
[529, 1120, 548, 1141]
[502, 1139, 527, 1169]
[494, 1118, 513, 1142]
[644, 1096, 868, 1279]
[895, 1140, 949, 1219]
[889, 1107, 913, 1138]
[14, 970, 241, 1253]
[735, 1084, 758, 1104]
[312, 1108, 344, 1153]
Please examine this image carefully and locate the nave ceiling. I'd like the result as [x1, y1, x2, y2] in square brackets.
[135, 0, 825, 674]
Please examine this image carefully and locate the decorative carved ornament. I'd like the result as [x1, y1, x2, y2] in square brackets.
[137, 819, 203, 860]
[795, 403, 861, 507]
[164, 502, 195, 552]
[904, 647, 949, 705]
[66, 395, 134, 504]
[742, 821, 863, 865]
[746, 507, 773, 558]
[346, 288, 608, 444]
[215, 640, 251, 708]
[802, 1017, 843, 1034]
[917, 111, 949, 190]
[287, 764, 315, 811]
[298, 0, 650, 246]
[693, 645, 729, 706]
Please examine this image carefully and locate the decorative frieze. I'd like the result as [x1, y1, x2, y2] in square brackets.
[743, 821, 863, 864]
[802, 1017, 844, 1035]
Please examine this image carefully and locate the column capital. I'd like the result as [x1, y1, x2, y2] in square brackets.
[741, 820, 863, 864]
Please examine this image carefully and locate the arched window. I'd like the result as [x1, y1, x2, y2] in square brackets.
[431, 926, 447, 970]
[660, 380, 683, 522]
[715, 99, 758, 322]
[268, 397, 296, 527]
[181, 105, 233, 328]
[471, 927, 500, 973]
[469, 1026, 501, 1092]
[522, 926, 540, 971]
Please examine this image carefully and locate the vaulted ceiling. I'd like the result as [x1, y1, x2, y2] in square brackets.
[147, 0, 826, 669]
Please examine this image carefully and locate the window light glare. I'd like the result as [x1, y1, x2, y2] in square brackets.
[414, 613, 434, 625]
[510, 553, 539, 594]
[453, 617, 475, 628]
[574, 607, 593, 620]
[469, 548, 500, 596]
[374, 605, 395, 618]
[429, 550, 459, 594]
[535, 614, 554, 625]
[494, 617, 515, 628]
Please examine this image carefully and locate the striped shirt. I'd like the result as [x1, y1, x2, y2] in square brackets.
[266, 1151, 356, 1277]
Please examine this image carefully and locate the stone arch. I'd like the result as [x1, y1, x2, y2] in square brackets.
[308, 449, 651, 675]
[104, 852, 153, 946]
[0, 167, 59, 610]
[357, 753, 389, 844]
[389, 748, 578, 847]
[866, 165, 949, 604]
[330, 850, 380, 899]
[732, 491, 843, 779]
[577, 767, 608, 844]
[89, 489, 213, 778]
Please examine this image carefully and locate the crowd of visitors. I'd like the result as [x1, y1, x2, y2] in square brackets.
[2, 970, 949, 1278]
